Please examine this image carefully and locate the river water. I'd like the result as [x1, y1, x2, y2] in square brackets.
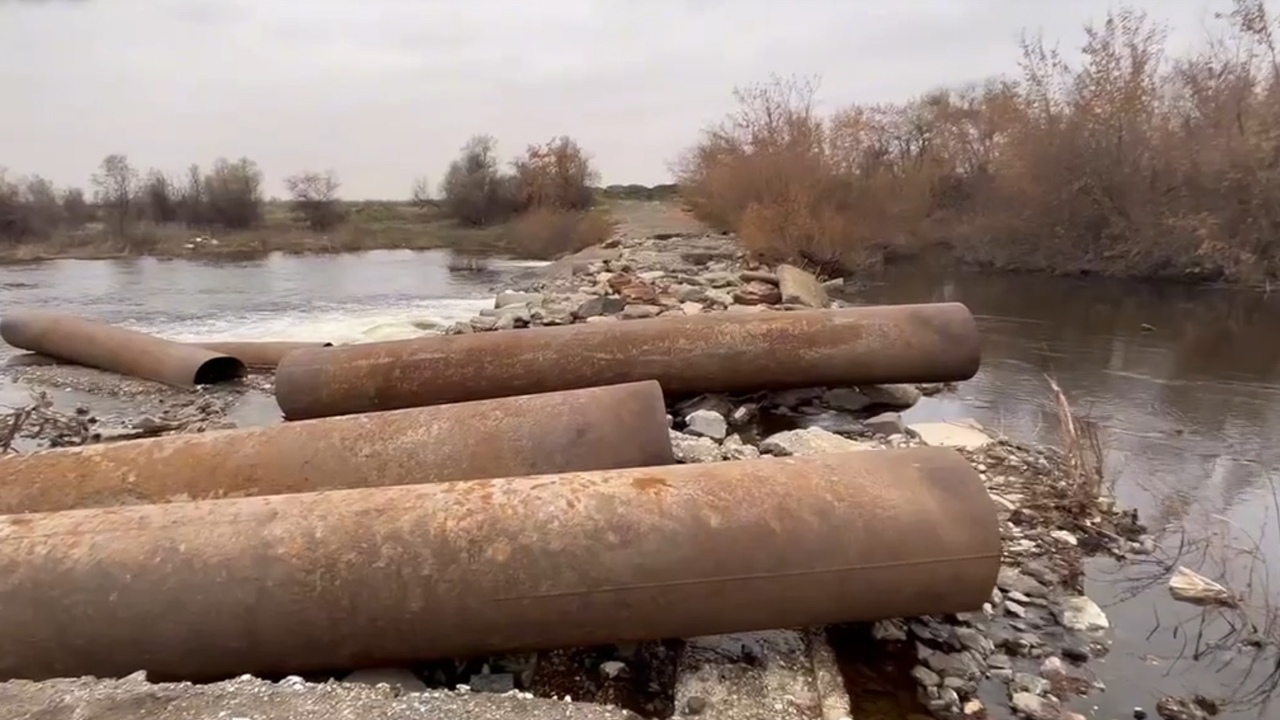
[2, 252, 1279, 716]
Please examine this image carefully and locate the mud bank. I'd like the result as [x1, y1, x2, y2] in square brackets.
[0, 228, 1183, 720]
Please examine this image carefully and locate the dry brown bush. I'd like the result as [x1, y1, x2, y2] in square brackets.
[500, 207, 615, 260]
[674, 0, 1280, 283]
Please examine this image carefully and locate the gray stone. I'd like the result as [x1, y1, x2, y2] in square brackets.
[685, 409, 729, 440]
[1011, 672, 1050, 696]
[759, 427, 874, 457]
[469, 316, 498, 332]
[703, 289, 734, 307]
[673, 284, 708, 302]
[998, 567, 1050, 598]
[871, 619, 909, 642]
[495, 291, 543, 309]
[923, 651, 984, 681]
[864, 411, 906, 436]
[911, 665, 942, 687]
[776, 264, 829, 308]
[732, 280, 781, 305]
[955, 627, 995, 656]
[1011, 692, 1061, 720]
[860, 383, 922, 409]
[699, 271, 740, 287]
[574, 295, 626, 318]
[620, 304, 662, 320]
[721, 434, 760, 460]
[468, 672, 516, 694]
[670, 430, 724, 463]
[821, 387, 871, 412]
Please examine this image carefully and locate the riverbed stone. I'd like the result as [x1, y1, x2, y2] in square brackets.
[910, 420, 993, 450]
[1011, 691, 1060, 720]
[864, 411, 906, 436]
[820, 387, 871, 412]
[684, 409, 728, 440]
[495, 291, 543, 309]
[860, 383, 922, 409]
[776, 264, 829, 308]
[669, 430, 724, 463]
[574, 295, 626, 318]
[1057, 596, 1109, 632]
[720, 434, 760, 460]
[731, 280, 781, 306]
[620, 304, 662, 320]
[997, 567, 1050, 598]
[758, 427, 874, 457]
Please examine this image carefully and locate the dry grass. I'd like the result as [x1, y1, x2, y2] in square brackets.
[1, 391, 96, 453]
[498, 207, 616, 261]
[674, 0, 1280, 285]
[1046, 374, 1108, 510]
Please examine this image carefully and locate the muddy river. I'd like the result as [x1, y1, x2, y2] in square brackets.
[3, 251, 1279, 717]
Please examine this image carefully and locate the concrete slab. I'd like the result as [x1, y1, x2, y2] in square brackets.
[907, 419, 993, 450]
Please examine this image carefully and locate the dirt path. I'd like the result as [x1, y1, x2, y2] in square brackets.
[607, 200, 708, 238]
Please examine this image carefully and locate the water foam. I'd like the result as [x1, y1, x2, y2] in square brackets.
[134, 297, 493, 345]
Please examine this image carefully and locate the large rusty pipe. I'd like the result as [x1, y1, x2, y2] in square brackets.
[4, 341, 334, 370]
[0, 310, 245, 387]
[274, 303, 982, 420]
[0, 447, 1000, 682]
[0, 381, 674, 515]
[188, 341, 334, 369]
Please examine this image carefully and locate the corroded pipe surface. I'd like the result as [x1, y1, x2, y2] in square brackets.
[0, 310, 245, 387]
[274, 303, 981, 420]
[0, 447, 1000, 681]
[0, 381, 674, 515]
[190, 341, 334, 369]
[4, 341, 334, 370]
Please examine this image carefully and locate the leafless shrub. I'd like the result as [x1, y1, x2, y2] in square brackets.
[676, 1, 1280, 283]
[284, 170, 345, 231]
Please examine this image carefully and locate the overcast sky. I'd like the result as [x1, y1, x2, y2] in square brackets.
[0, 0, 1258, 199]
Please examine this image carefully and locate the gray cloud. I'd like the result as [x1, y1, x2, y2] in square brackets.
[0, 0, 1252, 198]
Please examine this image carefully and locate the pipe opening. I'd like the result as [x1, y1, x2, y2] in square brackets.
[193, 356, 248, 385]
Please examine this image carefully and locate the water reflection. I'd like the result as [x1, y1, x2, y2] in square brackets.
[858, 270, 1280, 717]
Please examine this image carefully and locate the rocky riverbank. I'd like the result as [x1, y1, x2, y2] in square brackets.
[0, 229, 1163, 720]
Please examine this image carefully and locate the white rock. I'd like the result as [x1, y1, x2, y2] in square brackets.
[908, 420, 993, 450]
[759, 427, 875, 457]
[669, 430, 724, 463]
[721, 434, 761, 460]
[684, 409, 729, 440]
[1058, 595, 1109, 632]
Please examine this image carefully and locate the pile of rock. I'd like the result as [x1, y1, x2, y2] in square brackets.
[431, 230, 1151, 720]
[447, 234, 846, 335]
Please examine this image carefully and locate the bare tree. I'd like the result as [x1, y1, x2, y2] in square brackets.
[284, 170, 344, 230]
[90, 154, 138, 237]
[409, 175, 433, 209]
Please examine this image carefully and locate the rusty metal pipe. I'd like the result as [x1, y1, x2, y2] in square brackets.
[188, 341, 334, 369]
[0, 447, 999, 682]
[0, 381, 674, 515]
[0, 310, 245, 387]
[274, 303, 981, 420]
[4, 341, 334, 370]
